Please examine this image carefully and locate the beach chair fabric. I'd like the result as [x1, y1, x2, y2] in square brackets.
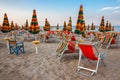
[79, 44, 98, 60]
[110, 38, 115, 44]
[56, 41, 67, 54]
[71, 35, 76, 41]
[67, 41, 75, 53]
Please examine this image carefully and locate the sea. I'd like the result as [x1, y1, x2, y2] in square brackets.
[48, 26, 120, 32]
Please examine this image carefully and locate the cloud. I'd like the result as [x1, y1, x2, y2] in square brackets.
[100, 6, 120, 11]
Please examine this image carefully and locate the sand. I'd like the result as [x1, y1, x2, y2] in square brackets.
[0, 38, 120, 80]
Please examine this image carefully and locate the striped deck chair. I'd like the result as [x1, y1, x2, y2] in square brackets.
[101, 35, 113, 49]
[91, 32, 100, 43]
[77, 44, 105, 77]
[55, 40, 78, 59]
[55, 40, 67, 58]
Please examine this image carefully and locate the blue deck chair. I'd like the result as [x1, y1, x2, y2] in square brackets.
[9, 40, 25, 55]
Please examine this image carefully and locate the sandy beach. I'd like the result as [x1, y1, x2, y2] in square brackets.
[0, 37, 120, 80]
[0, 0, 120, 80]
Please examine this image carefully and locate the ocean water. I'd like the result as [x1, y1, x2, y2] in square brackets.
[50, 26, 120, 32]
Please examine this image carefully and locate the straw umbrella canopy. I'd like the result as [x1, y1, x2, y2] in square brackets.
[29, 9, 40, 34]
[75, 5, 85, 35]
[67, 17, 72, 31]
[43, 18, 50, 31]
[1, 13, 11, 33]
[99, 16, 105, 32]
[63, 21, 67, 31]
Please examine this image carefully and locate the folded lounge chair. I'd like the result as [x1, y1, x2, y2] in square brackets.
[77, 44, 105, 77]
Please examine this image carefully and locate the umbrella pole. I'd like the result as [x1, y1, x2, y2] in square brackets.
[7, 41, 9, 49]
[34, 34, 37, 40]
[35, 46, 38, 54]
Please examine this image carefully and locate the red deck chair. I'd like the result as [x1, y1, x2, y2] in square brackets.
[77, 44, 105, 77]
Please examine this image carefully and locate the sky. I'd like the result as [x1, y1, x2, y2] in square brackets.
[0, 0, 120, 26]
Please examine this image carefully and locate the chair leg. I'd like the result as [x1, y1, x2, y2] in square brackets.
[16, 49, 19, 55]
[9, 48, 12, 54]
[101, 59, 106, 66]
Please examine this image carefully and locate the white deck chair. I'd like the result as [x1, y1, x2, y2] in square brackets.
[77, 44, 105, 77]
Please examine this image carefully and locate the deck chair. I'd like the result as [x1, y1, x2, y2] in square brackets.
[91, 32, 100, 42]
[45, 31, 59, 42]
[101, 35, 113, 49]
[55, 40, 78, 59]
[9, 40, 25, 55]
[77, 44, 105, 77]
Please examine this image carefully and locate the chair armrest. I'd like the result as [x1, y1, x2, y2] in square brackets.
[16, 42, 24, 46]
[16, 41, 24, 44]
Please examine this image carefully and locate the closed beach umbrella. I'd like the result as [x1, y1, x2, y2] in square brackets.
[56, 24, 59, 30]
[25, 19, 29, 30]
[67, 17, 72, 32]
[75, 5, 85, 35]
[99, 16, 105, 32]
[108, 22, 112, 31]
[1, 13, 11, 33]
[91, 22, 95, 30]
[15, 23, 19, 30]
[29, 9, 40, 34]
[63, 21, 67, 31]
[43, 18, 50, 31]
[112, 26, 114, 31]
[105, 20, 109, 31]
[10, 21, 15, 31]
